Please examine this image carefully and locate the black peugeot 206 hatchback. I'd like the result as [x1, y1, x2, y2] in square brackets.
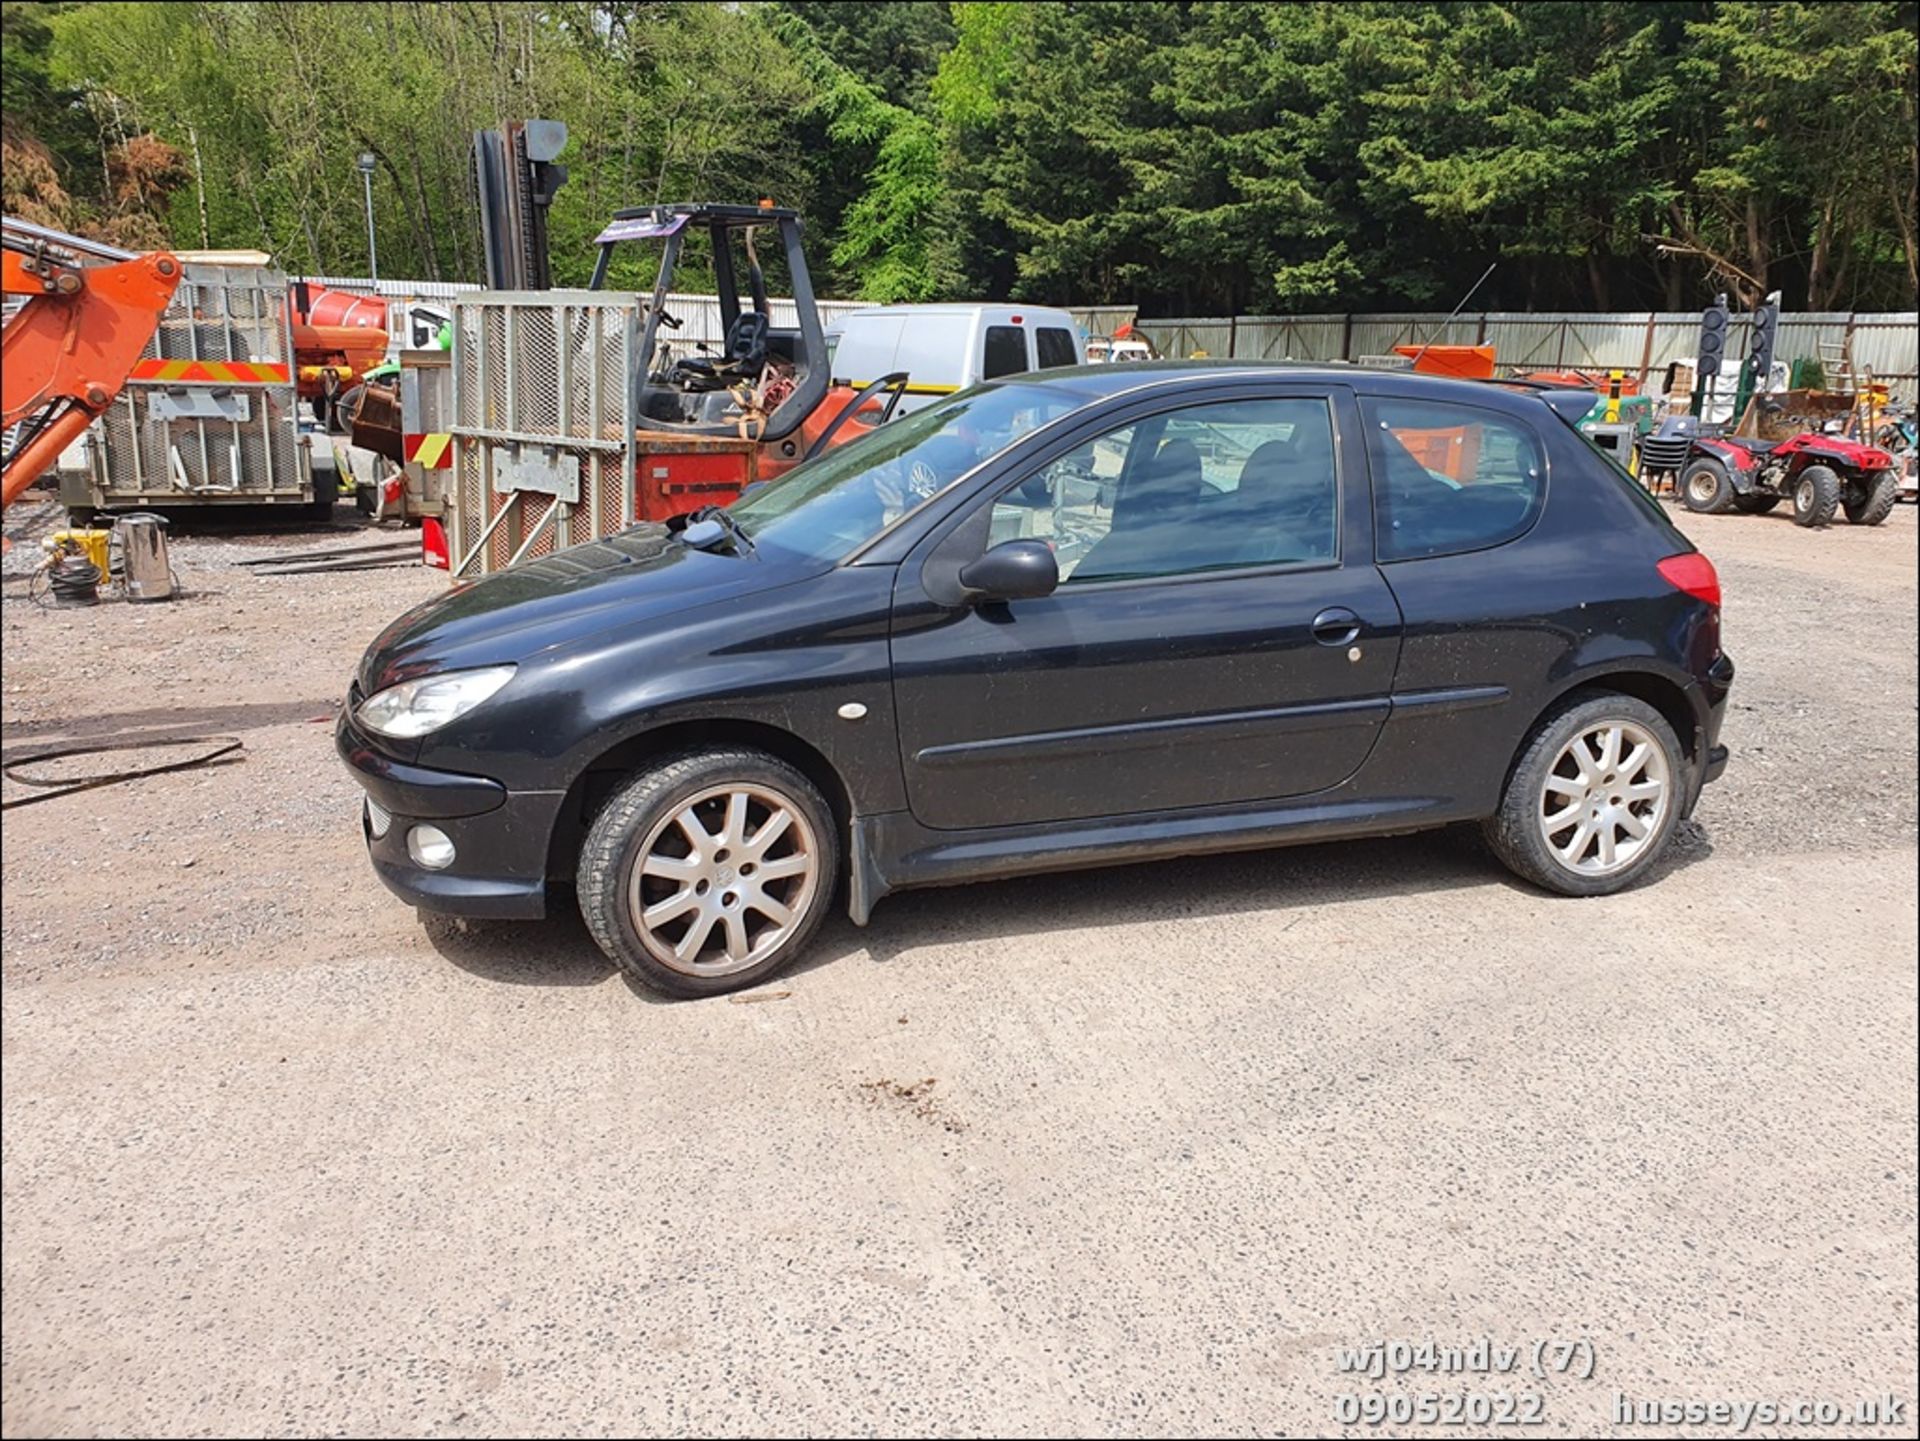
[340, 363, 1733, 997]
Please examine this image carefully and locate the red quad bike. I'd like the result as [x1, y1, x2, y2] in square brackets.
[1679, 431, 1901, 528]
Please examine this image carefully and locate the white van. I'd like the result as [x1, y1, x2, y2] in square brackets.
[824, 304, 1084, 412]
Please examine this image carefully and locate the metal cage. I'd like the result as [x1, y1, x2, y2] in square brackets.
[447, 290, 638, 577]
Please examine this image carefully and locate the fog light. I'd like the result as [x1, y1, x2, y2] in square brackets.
[365, 797, 392, 839]
[407, 824, 455, 870]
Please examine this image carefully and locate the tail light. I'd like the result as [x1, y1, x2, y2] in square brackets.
[1657, 551, 1720, 609]
[421, 516, 450, 570]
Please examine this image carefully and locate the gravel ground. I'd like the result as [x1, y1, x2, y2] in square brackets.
[2, 493, 1914, 1437]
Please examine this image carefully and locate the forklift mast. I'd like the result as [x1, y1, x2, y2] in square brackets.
[472, 120, 569, 291]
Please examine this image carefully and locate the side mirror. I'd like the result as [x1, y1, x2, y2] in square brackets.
[958, 539, 1058, 603]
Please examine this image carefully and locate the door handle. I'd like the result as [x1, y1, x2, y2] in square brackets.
[1311, 606, 1363, 647]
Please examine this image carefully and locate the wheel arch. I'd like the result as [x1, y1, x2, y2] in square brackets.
[1514, 665, 1703, 775]
[544, 717, 855, 883]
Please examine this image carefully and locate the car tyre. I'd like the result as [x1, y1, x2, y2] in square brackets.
[1791, 464, 1841, 527]
[1679, 457, 1735, 514]
[1842, 470, 1899, 527]
[577, 747, 840, 998]
[1484, 692, 1686, 898]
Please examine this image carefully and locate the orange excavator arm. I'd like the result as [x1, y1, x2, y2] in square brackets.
[2, 218, 182, 508]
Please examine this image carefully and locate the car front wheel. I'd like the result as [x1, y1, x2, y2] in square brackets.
[577, 748, 839, 998]
[1484, 693, 1685, 897]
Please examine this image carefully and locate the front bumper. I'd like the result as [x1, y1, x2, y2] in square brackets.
[337, 711, 563, 919]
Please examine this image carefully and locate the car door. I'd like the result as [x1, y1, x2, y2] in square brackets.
[888, 385, 1404, 832]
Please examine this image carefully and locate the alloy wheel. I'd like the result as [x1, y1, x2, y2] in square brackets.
[627, 782, 820, 976]
[1536, 720, 1672, 876]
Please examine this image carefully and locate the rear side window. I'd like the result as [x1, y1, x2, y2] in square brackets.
[1363, 397, 1546, 561]
[983, 324, 1029, 379]
[1035, 327, 1078, 369]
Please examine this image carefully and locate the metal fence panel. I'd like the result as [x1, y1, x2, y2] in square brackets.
[1126, 308, 1917, 399]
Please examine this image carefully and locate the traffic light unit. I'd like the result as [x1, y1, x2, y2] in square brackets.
[1699, 292, 1730, 378]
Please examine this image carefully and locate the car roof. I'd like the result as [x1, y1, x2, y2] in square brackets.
[989, 358, 1576, 418]
[836, 303, 1076, 320]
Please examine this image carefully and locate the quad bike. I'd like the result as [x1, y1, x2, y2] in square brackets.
[1679, 430, 1900, 528]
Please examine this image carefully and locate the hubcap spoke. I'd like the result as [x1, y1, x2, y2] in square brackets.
[722, 910, 750, 962]
[1543, 803, 1583, 834]
[1545, 774, 1586, 800]
[750, 893, 794, 928]
[1619, 741, 1651, 780]
[723, 791, 749, 849]
[641, 852, 702, 882]
[1616, 807, 1650, 839]
[643, 888, 701, 927]
[754, 852, 809, 881]
[1570, 741, 1599, 785]
[674, 908, 718, 963]
[1556, 820, 1594, 861]
[1599, 726, 1623, 771]
[747, 808, 792, 858]
[1624, 780, 1663, 803]
[675, 806, 716, 859]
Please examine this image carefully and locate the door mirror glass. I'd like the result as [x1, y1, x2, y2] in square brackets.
[958, 539, 1059, 602]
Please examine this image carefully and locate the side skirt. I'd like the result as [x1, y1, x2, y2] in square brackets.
[847, 791, 1473, 925]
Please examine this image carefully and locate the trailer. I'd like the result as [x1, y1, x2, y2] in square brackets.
[60, 259, 333, 521]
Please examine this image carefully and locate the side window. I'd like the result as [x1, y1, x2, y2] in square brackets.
[1364, 398, 1546, 561]
[1035, 327, 1078, 369]
[986, 397, 1338, 584]
[983, 324, 1029, 379]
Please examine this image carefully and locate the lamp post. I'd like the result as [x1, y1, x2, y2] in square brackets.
[356, 151, 378, 283]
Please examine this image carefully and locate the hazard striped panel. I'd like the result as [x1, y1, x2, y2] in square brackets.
[129, 359, 292, 384]
[403, 433, 453, 469]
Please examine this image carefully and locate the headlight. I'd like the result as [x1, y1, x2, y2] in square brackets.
[356, 664, 515, 739]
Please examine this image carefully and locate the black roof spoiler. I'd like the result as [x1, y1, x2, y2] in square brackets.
[1487, 377, 1601, 425]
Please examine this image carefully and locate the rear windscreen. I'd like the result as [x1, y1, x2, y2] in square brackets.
[984, 325, 1029, 379]
[1036, 327, 1078, 369]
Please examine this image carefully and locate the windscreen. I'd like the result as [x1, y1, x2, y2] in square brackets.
[727, 383, 1086, 564]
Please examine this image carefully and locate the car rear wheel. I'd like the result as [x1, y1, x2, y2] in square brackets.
[1791, 464, 1841, 527]
[1484, 693, 1684, 897]
[576, 748, 839, 998]
[1842, 470, 1899, 526]
[1680, 457, 1735, 514]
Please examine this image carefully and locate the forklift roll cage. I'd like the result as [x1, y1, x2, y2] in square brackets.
[587, 203, 828, 443]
